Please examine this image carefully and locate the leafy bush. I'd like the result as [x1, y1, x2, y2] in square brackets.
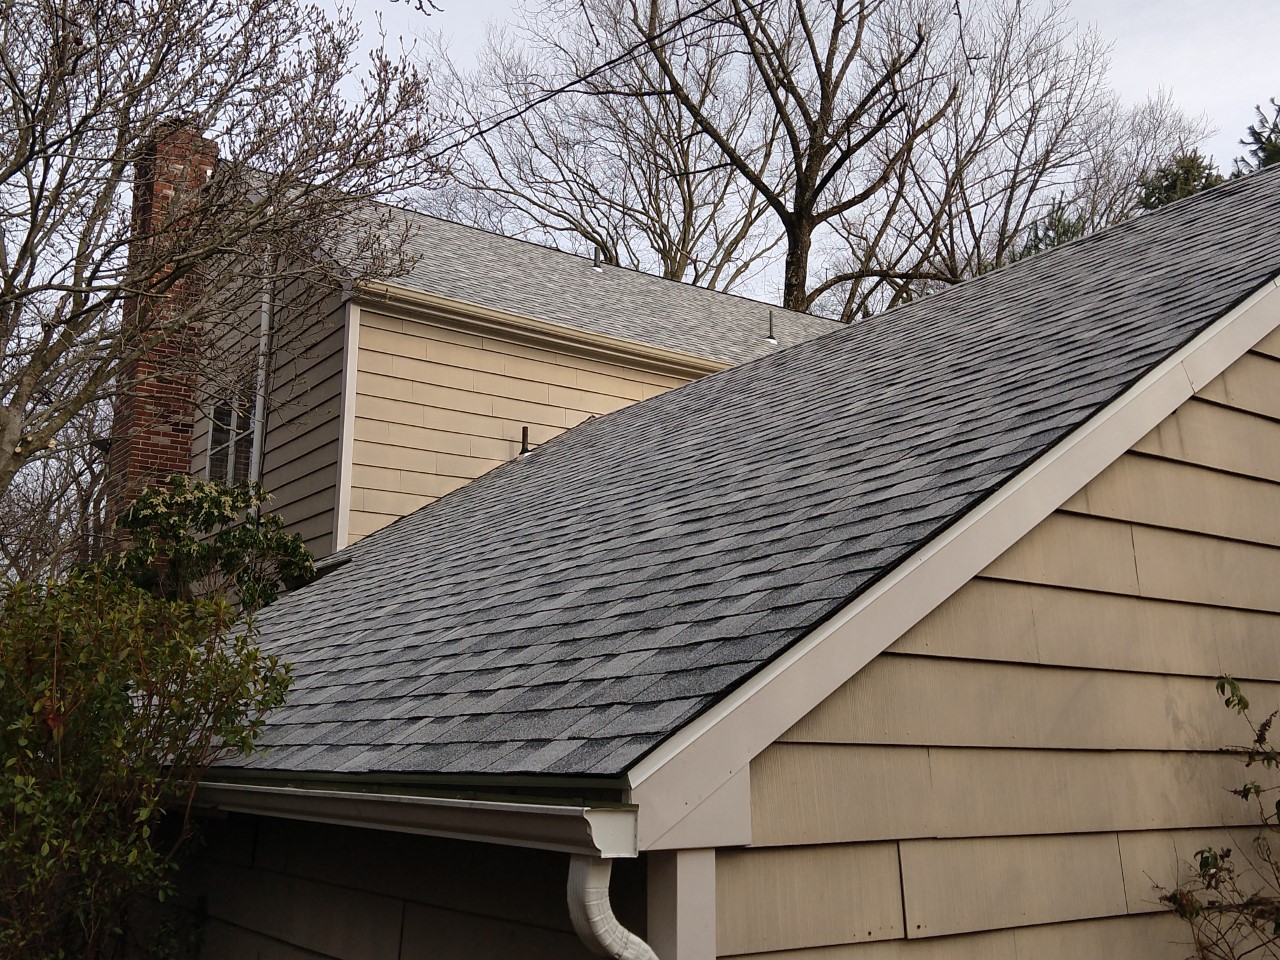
[106, 476, 314, 612]
[1162, 678, 1280, 957]
[0, 479, 302, 959]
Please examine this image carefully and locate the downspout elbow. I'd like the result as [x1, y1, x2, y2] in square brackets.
[568, 855, 660, 960]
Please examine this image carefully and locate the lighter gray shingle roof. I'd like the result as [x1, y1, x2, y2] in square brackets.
[235, 167, 1280, 780]
[357, 204, 841, 365]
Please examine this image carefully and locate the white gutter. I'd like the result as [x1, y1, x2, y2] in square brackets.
[199, 781, 660, 957]
[568, 855, 660, 960]
[196, 781, 637, 858]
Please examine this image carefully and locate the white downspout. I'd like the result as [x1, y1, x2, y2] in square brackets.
[568, 855, 661, 960]
[248, 260, 275, 490]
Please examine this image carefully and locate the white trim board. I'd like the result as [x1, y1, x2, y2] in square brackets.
[627, 277, 1280, 850]
[197, 781, 639, 859]
[360, 284, 725, 381]
[332, 300, 362, 552]
[648, 849, 716, 960]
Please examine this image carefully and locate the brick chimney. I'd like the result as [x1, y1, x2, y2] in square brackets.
[103, 124, 218, 529]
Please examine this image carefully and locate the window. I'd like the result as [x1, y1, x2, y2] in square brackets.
[207, 383, 257, 484]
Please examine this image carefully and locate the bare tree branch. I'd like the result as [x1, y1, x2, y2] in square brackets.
[0, 0, 452, 501]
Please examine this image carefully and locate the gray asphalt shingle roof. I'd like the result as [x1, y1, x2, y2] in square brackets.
[238, 167, 1280, 779]
[358, 204, 841, 365]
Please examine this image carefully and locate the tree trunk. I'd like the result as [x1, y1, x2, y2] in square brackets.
[781, 225, 813, 313]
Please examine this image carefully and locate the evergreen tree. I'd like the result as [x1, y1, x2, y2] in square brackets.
[1232, 98, 1280, 175]
[1012, 197, 1088, 261]
[1138, 150, 1225, 210]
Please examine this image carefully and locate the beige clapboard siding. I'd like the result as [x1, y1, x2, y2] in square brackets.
[282, 510, 340, 553]
[715, 844, 904, 955]
[1252, 328, 1280, 360]
[261, 297, 346, 556]
[186, 815, 639, 960]
[1133, 397, 1280, 482]
[195, 858, 404, 960]
[184, 289, 345, 557]
[718, 912, 1189, 960]
[1062, 452, 1280, 547]
[716, 835, 1206, 953]
[1117, 826, 1277, 914]
[981, 513, 1140, 593]
[750, 744, 1250, 846]
[201, 918, 332, 960]
[781, 654, 1268, 750]
[249, 816, 603, 935]
[268, 485, 343, 543]
[899, 833, 1128, 939]
[271, 327, 346, 405]
[982, 512, 1280, 614]
[400, 902, 585, 960]
[730, 342, 1280, 956]
[349, 309, 690, 541]
[262, 437, 341, 494]
[890, 577, 1280, 681]
[1196, 350, 1280, 421]
[262, 403, 344, 475]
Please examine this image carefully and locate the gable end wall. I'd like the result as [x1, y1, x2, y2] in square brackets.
[347, 309, 692, 543]
[188, 284, 346, 558]
[718, 328, 1280, 959]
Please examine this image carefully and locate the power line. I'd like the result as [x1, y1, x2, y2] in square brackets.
[427, 0, 755, 160]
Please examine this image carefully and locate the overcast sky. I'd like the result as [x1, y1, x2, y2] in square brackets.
[386, 0, 1279, 171]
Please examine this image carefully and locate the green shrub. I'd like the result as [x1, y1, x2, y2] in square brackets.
[0, 479, 302, 959]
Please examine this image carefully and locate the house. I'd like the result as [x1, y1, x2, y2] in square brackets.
[104, 133, 838, 556]
[186, 165, 1280, 960]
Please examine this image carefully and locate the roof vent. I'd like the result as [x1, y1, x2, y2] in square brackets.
[765, 310, 779, 345]
[592, 247, 604, 273]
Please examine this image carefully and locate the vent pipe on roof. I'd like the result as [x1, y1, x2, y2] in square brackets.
[592, 247, 604, 273]
[765, 309, 778, 345]
[519, 425, 531, 456]
[568, 856, 659, 960]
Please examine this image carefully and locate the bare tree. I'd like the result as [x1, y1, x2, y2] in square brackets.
[429, 14, 785, 290]
[1072, 87, 1210, 229]
[434, 0, 1205, 321]
[0, 403, 109, 582]
[816, 6, 1208, 317]
[0, 0, 449, 502]
[611, 0, 959, 313]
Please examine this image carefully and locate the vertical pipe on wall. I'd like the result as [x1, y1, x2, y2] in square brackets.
[249, 258, 276, 490]
[568, 855, 661, 960]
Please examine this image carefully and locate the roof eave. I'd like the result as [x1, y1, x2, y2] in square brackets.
[357, 280, 727, 381]
[196, 780, 639, 859]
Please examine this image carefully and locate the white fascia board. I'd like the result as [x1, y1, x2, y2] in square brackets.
[197, 781, 638, 859]
[626, 277, 1280, 849]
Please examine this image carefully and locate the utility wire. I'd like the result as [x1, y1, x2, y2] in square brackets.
[426, 0, 760, 161]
